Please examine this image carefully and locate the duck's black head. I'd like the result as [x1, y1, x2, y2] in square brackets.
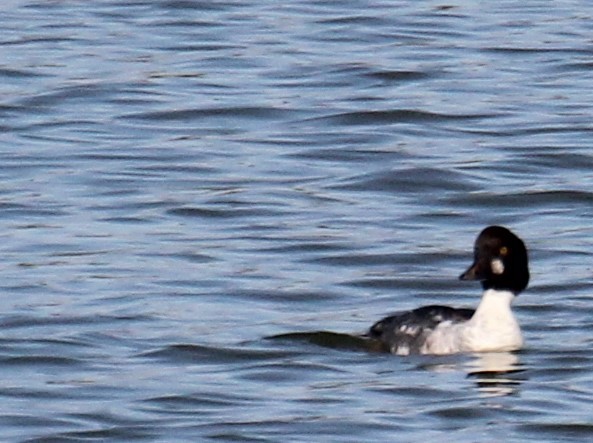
[459, 225, 529, 295]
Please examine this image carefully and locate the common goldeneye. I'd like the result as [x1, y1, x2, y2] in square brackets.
[368, 226, 529, 355]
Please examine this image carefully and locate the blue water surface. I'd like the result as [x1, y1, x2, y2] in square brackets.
[1, 0, 593, 441]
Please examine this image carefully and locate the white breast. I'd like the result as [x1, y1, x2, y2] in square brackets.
[420, 289, 523, 355]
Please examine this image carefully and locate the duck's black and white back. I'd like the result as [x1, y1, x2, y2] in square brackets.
[368, 226, 529, 355]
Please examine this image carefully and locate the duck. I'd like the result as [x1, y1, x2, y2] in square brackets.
[367, 226, 529, 355]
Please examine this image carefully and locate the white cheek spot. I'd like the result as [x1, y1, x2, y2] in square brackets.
[491, 258, 504, 275]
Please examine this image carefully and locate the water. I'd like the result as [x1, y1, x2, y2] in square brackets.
[2, 0, 593, 441]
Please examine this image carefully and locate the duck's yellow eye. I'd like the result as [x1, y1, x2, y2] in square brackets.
[500, 246, 508, 256]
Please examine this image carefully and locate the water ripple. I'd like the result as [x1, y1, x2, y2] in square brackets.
[2, 0, 593, 441]
[310, 109, 491, 126]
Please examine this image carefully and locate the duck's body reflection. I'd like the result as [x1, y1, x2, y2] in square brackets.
[465, 352, 526, 396]
[268, 331, 526, 396]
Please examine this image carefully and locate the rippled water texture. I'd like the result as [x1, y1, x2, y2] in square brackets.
[2, 1, 593, 441]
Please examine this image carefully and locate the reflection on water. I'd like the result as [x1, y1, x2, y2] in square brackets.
[465, 352, 526, 397]
[271, 331, 526, 397]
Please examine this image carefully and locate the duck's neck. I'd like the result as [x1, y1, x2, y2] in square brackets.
[465, 289, 522, 352]
[472, 289, 515, 323]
